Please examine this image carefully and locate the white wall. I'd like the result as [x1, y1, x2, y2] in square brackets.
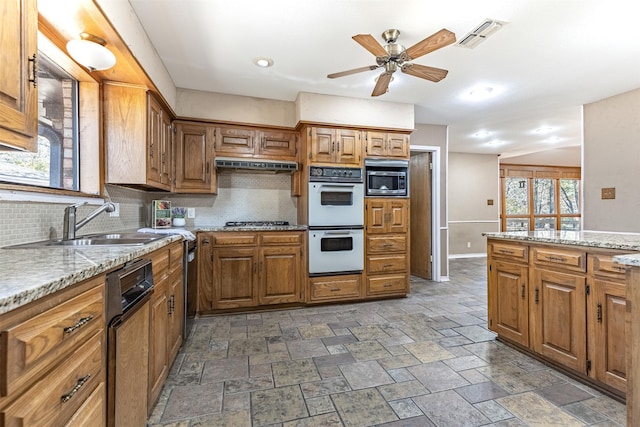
[501, 146, 581, 167]
[583, 88, 640, 231]
[448, 153, 500, 256]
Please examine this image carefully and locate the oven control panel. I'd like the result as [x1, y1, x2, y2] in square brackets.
[309, 166, 363, 183]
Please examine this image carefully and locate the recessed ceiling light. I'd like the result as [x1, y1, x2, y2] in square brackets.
[544, 136, 561, 143]
[469, 86, 494, 99]
[534, 126, 554, 134]
[473, 130, 492, 138]
[253, 57, 274, 68]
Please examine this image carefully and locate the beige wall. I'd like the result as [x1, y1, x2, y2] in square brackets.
[448, 153, 500, 256]
[410, 124, 449, 278]
[583, 88, 640, 232]
[501, 146, 581, 167]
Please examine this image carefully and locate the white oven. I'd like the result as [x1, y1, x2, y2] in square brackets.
[308, 166, 364, 227]
[308, 228, 364, 275]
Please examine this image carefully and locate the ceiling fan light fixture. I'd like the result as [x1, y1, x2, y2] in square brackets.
[66, 33, 116, 72]
[253, 57, 274, 68]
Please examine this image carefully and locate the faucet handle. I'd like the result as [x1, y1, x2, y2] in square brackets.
[66, 201, 88, 211]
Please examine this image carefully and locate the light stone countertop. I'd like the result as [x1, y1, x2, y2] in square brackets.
[483, 230, 640, 252]
[0, 235, 183, 315]
[0, 225, 308, 316]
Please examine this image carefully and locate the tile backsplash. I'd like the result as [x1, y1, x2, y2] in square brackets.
[0, 172, 298, 247]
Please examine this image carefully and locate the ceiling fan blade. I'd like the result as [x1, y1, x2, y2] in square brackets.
[404, 28, 456, 60]
[401, 63, 449, 82]
[371, 72, 392, 97]
[327, 65, 380, 79]
[352, 34, 389, 57]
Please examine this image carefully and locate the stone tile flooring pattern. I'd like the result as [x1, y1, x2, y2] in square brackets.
[148, 258, 626, 426]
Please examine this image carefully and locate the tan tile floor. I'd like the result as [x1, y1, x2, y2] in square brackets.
[148, 258, 626, 426]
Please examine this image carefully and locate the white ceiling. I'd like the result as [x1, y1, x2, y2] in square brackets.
[129, 0, 640, 157]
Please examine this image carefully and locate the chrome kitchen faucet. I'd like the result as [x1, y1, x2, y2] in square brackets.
[63, 201, 116, 240]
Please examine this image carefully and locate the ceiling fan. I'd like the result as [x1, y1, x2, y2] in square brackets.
[328, 28, 456, 97]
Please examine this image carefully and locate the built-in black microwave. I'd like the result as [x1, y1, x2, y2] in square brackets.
[365, 159, 409, 197]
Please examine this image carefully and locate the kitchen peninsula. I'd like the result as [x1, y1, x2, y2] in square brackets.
[484, 230, 640, 425]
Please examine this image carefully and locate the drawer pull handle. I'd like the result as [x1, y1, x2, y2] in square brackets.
[383, 264, 394, 268]
[383, 283, 393, 288]
[521, 284, 525, 299]
[597, 303, 602, 323]
[546, 255, 566, 262]
[613, 266, 626, 273]
[61, 374, 91, 403]
[64, 316, 94, 334]
[535, 288, 540, 304]
[330, 288, 340, 292]
[499, 249, 514, 255]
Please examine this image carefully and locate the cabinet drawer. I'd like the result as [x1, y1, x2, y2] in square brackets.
[367, 235, 407, 253]
[588, 253, 628, 279]
[213, 234, 257, 246]
[2, 331, 104, 426]
[260, 233, 302, 245]
[367, 274, 408, 296]
[367, 254, 408, 274]
[169, 242, 184, 273]
[309, 275, 361, 301]
[64, 380, 105, 427]
[532, 246, 586, 272]
[490, 241, 528, 262]
[1, 281, 104, 397]
[151, 247, 170, 279]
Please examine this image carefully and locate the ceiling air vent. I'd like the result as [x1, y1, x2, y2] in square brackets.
[456, 18, 506, 49]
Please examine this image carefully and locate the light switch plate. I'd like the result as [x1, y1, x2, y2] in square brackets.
[187, 208, 195, 218]
[601, 187, 616, 200]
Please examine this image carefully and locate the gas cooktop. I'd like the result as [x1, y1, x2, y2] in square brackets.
[225, 221, 290, 227]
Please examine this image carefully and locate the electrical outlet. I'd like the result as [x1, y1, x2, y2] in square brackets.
[467, 242, 471, 248]
[109, 203, 120, 217]
[187, 208, 195, 218]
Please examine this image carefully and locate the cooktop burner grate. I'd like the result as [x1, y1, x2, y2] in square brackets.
[225, 221, 290, 227]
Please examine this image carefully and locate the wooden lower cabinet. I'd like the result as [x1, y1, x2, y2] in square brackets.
[198, 231, 304, 311]
[531, 269, 587, 372]
[148, 240, 184, 411]
[487, 238, 628, 396]
[0, 276, 107, 426]
[488, 260, 529, 347]
[308, 274, 362, 302]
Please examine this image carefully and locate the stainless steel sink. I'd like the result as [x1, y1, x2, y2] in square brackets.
[3, 232, 166, 249]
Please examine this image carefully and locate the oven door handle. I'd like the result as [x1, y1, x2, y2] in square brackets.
[318, 184, 355, 189]
[323, 231, 352, 236]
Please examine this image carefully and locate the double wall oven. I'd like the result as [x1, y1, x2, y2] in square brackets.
[308, 166, 364, 275]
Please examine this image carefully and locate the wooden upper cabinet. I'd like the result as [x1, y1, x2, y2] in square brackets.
[174, 121, 216, 193]
[214, 126, 298, 161]
[0, 0, 38, 151]
[365, 131, 409, 159]
[104, 83, 173, 191]
[307, 127, 362, 166]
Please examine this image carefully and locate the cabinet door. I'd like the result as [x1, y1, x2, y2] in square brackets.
[589, 278, 626, 393]
[147, 95, 163, 185]
[365, 131, 387, 157]
[160, 107, 173, 187]
[488, 260, 529, 347]
[197, 234, 214, 312]
[335, 129, 361, 165]
[387, 199, 409, 233]
[174, 122, 216, 193]
[213, 247, 257, 308]
[309, 127, 335, 163]
[531, 269, 586, 372]
[168, 268, 184, 363]
[215, 126, 256, 157]
[259, 130, 297, 160]
[387, 134, 409, 158]
[259, 245, 301, 305]
[0, 0, 37, 151]
[366, 199, 387, 234]
[148, 277, 169, 408]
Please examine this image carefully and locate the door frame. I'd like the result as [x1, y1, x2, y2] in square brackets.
[409, 145, 444, 282]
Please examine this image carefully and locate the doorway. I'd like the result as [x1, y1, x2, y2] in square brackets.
[410, 151, 433, 280]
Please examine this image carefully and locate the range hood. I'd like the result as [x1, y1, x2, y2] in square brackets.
[214, 157, 298, 173]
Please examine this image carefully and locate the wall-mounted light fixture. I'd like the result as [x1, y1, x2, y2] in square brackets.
[66, 33, 116, 72]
